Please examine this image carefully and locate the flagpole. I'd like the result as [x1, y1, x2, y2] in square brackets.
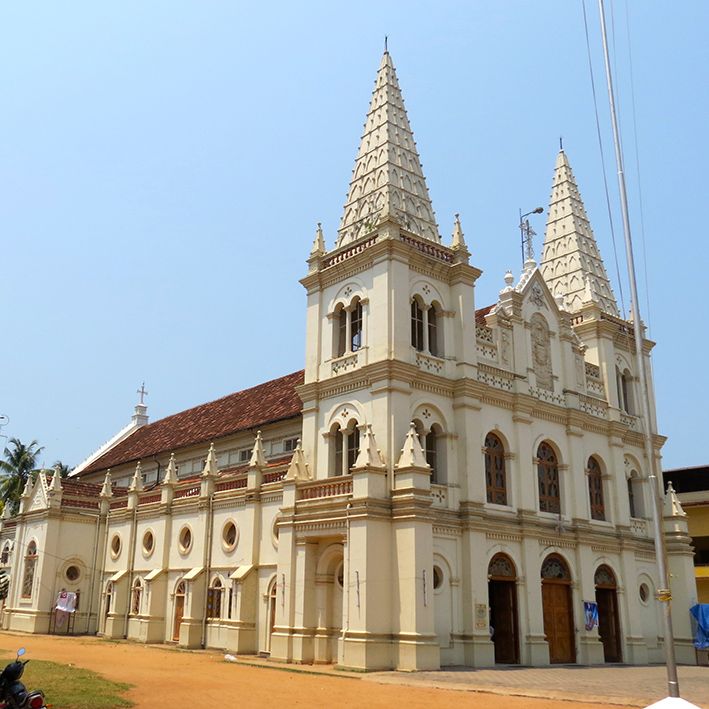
[597, 0, 680, 698]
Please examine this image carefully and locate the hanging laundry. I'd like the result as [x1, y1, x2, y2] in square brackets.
[55, 590, 77, 613]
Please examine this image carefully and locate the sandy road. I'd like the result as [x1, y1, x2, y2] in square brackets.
[0, 633, 614, 709]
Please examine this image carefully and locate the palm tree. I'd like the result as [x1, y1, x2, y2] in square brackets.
[51, 461, 73, 479]
[0, 438, 44, 514]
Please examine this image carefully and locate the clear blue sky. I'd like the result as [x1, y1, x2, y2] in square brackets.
[1, 1, 706, 470]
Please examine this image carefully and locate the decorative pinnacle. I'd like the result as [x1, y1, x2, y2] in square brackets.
[310, 222, 326, 256]
[100, 469, 113, 498]
[353, 424, 386, 469]
[249, 431, 267, 469]
[451, 213, 467, 251]
[129, 462, 144, 492]
[202, 442, 218, 478]
[162, 453, 178, 486]
[285, 440, 311, 481]
[395, 422, 429, 469]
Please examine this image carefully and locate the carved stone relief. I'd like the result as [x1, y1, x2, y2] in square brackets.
[531, 314, 553, 391]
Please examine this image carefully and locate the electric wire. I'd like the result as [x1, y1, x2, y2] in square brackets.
[581, 0, 627, 318]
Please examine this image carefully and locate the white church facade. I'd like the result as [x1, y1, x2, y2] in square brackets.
[0, 51, 698, 670]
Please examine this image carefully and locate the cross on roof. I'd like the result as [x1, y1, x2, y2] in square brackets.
[137, 382, 148, 405]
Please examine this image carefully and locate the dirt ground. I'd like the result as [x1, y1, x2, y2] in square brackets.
[0, 633, 617, 709]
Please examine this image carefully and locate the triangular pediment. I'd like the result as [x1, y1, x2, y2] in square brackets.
[27, 473, 49, 512]
[518, 269, 563, 320]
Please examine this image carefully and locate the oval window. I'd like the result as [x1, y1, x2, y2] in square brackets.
[222, 521, 238, 551]
[65, 565, 80, 582]
[143, 530, 155, 556]
[178, 526, 192, 554]
[110, 534, 121, 559]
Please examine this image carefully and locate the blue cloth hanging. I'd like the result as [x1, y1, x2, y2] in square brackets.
[689, 604, 709, 650]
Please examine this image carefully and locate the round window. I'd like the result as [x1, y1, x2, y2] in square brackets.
[639, 583, 650, 603]
[222, 521, 238, 551]
[143, 530, 155, 556]
[110, 534, 121, 559]
[178, 526, 192, 554]
[65, 565, 80, 582]
[433, 565, 444, 590]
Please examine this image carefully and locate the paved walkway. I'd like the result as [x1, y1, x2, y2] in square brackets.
[365, 665, 709, 708]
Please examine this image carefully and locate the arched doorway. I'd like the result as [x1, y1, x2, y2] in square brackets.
[266, 577, 277, 653]
[172, 581, 186, 642]
[595, 565, 622, 662]
[541, 554, 576, 663]
[488, 553, 519, 664]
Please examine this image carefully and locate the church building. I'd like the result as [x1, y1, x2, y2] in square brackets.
[0, 51, 698, 670]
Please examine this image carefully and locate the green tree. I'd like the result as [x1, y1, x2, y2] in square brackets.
[51, 461, 73, 479]
[0, 438, 44, 514]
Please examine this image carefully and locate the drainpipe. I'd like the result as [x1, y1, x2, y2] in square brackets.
[84, 509, 104, 634]
[340, 502, 352, 661]
[200, 492, 215, 649]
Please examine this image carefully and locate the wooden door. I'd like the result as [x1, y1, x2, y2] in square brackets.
[596, 588, 622, 662]
[489, 580, 519, 664]
[542, 581, 575, 663]
[173, 591, 185, 642]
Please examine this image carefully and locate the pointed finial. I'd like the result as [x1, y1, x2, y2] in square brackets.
[395, 423, 429, 469]
[560, 136, 563, 151]
[162, 453, 178, 486]
[49, 467, 63, 493]
[664, 481, 686, 518]
[310, 222, 326, 257]
[451, 213, 467, 250]
[1, 504, 11, 520]
[100, 469, 113, 498]
[353, 424, 386, 469]
[129, 462, 144, 492]
[285, 440, 311, 481]
[202, 443, 218, 478]
[21, 476, 33, 499]
[384, 35, 388, 53]
[249, 431, 267, 469]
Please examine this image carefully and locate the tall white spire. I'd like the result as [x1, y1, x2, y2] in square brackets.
[336, 51, 440, 247]
[540, 149, 619, 316]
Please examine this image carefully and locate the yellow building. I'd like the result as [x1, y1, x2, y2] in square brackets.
[663, 466, 709, 604]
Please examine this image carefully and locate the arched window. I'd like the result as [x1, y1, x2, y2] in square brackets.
[207, 577, 223, 619]
[616, 367, 634, 414]
[411, 299, 424, 351]
[1, 543, 10, 565]
[131, 578, 143, 615]
[541, 554, 571, 581]
[21, 541, 38, 598]
[428, 305, 439, 357]
[337, 305, 347, 357]
[334, 298, 364, 358]
[425, 424, 441, 484]
[587, 456, 605, 520]
[537, 442, 560, 514]
[485, 433, 507, 505]
[332, 421, 360, 476]
[350, 299, 362, 352]
[104, 581, 113, 619]
[628, 470, 644, 518]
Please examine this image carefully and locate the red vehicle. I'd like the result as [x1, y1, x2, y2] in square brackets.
[0, 649, 46, 709]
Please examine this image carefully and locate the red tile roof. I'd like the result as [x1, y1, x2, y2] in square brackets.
[80, 370, 304, 476]
[475, 304, 494, 325]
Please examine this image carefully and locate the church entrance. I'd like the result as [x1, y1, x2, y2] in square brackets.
[541, 554, 575, 663]
[487, 553, 519, 664]
[172, 581, 185, 642]
[595, 565, 622, 663]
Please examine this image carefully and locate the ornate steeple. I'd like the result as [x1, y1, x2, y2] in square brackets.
[336, 51, 439, 247]
[540, 150, 619, 316]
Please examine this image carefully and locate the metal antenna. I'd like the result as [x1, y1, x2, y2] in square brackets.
[519, 207, 544, 265]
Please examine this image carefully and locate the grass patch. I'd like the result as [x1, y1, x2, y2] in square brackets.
[2, 657, 133, 709]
